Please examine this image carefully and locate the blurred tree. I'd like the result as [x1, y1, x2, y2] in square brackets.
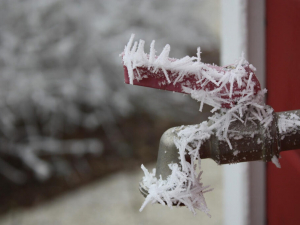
[0, 0, 219, 183]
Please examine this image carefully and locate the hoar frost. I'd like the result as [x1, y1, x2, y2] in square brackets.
[122, 34, 276, 215]
[278, 112, 300, 139]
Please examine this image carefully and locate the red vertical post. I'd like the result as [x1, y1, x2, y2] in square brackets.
[266, 0, 300, 224]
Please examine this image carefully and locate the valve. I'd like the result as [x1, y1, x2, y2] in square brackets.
[153, 110, 300, 178]
[121, 35, 300, 214]
[122, 40, 261, 109]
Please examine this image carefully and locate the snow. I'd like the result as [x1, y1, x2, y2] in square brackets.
[271, 155, 281, 168]
[233, 150, 239, 156]
[257, 138, 262, 144]
[140, 163, 212, 216]
[128, 35, 277, 215]
[278, 112, 300, 139]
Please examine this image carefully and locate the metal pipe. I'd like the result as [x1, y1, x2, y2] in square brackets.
[139, 109, 300, 200]
[154, 110, 300, 179]
[155, 127, 181, 180]
[277, 110, 300, 152]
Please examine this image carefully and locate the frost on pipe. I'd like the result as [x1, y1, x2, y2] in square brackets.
[277, 110, 300, 153]
[121, 34, 275, 216]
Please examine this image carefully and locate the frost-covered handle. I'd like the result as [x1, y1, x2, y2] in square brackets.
[121, 34, 261, 109]
[123, 63, 261, 109]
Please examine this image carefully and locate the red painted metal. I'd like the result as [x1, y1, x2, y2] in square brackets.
[267, 0, 300, 224]
[123, 63, 261, 108]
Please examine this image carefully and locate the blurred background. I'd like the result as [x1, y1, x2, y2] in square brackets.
[0, 0, 223, 224]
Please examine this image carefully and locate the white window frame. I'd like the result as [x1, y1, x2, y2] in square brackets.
[221, 1, 266, 225]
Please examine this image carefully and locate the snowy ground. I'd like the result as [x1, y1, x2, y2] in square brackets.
[0, 159, 222, 225]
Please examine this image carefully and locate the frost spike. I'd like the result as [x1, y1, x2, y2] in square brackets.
[197, 47, 201, 63]
[155, 44, 171, 65]
[148, 40, 156, 67]
[125, 33, 135, 54]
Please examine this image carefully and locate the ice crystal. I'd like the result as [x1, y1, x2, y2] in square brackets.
[278, 112, 300, 138]
[271, 155, 281, 168]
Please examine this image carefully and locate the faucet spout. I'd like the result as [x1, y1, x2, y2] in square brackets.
[155, 127, 181, 180]
[153, 110, 300, 181]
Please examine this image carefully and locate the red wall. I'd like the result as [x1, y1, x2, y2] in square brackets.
[266, 0, 300, 224]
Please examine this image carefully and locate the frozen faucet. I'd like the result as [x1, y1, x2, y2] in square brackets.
[154, 110, 300, 177]
[121, 35, 300, 211]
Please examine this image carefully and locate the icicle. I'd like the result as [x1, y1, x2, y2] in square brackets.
[155, 44, 171, 65]
[125, 34, 135, 55]
[246, 72, 253, 91]
[148, 40, 156, 68]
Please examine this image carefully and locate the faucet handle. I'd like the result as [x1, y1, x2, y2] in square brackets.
[123, 63, 261, 109]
